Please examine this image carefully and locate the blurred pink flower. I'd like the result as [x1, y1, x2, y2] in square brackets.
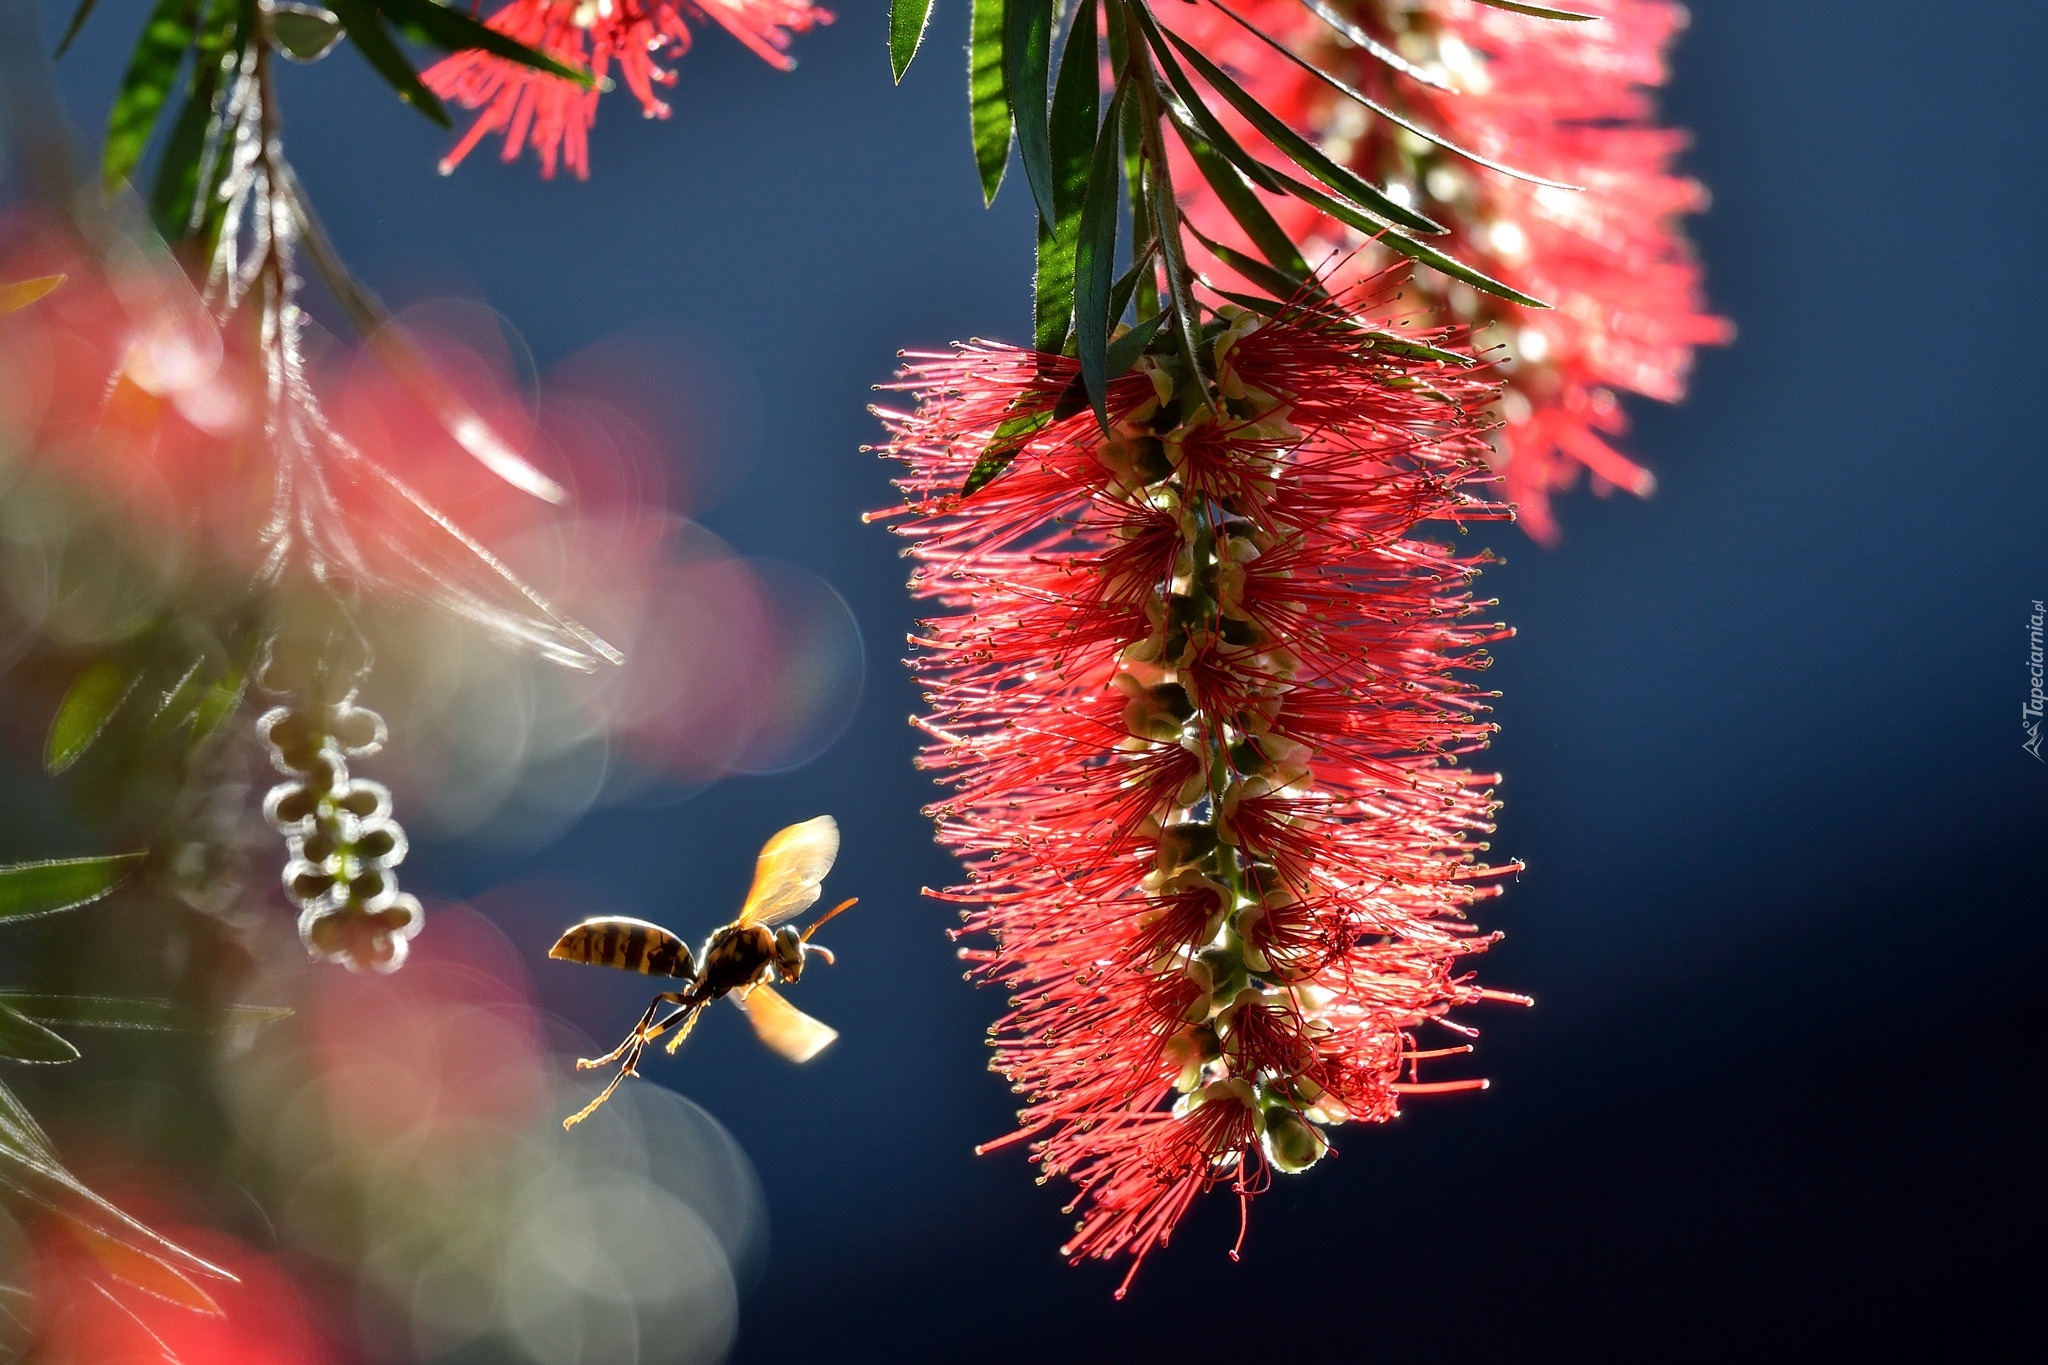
[878, 292, 1524, 1291]
[424, 0, 834, 180]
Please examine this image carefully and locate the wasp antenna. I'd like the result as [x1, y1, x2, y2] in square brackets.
[802, 897, 859, 942]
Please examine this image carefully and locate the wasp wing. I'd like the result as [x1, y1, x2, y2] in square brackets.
[735, 816, 839, 928]
[548, 917, 696, 979]
[732, 984, 837, 1063]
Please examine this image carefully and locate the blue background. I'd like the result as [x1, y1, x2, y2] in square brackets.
[40, 1, 2048, 1357]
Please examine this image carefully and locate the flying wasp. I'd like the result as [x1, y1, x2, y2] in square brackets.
[548, 815, 856, 1129]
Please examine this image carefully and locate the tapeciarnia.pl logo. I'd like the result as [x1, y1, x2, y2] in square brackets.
[2027, 599, 2045, 761]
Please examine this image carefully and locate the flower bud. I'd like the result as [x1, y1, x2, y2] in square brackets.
[1260, 1105, 1330, 1174]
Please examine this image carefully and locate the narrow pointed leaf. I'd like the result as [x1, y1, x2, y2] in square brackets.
[1148, 17, 1445, 234]
[0, 276, 66, 314]
[46, 660, 144, 774]
[1105, 250, 1152, 336]
[1167, 111, 1313, 283]
[54, 0, 103, 58]
[1186, 220, 1314, 301]
[0, 994, 293, 1034]
[1119, 87, 1158, 323]
[104, 0, 199, 192]
[0, 1082, 57, 1162]
[969, 0, 1011, 204]
[67, 1223, 224, 1315]
[1469, 0, 1597, 20]
[1294, 0, 1448, 90]
[1205, 282, 1470, 363]
[1105, 311, 1167, 376]
[1207, 0, 1575, 188]
[1049, 0, 1099, 219]
[1034, 0, 1098, 354]
[149, 0, 238, 241]
[0, 1008, 80, 1065]
[1047, 310, 1167, 424]
[1034, 215, 1074, 356]
[963, 407, 1056, 498]
[149, 657, 209, 734]
[187, 653, 249, 751]
[0, 1115, 233, 1287]
[1075, 84, 1128, 430]
[378, 0, 591, 85]
[1146, 182, 1209, 403]
[0, 855, 144, 924]
[1268, 165, 1547, 306]
[326, 0, 449, 126]
[1145, 35, 1285, 195]
[1006, 0, 1055, 223]
[889, 0, 936, 81]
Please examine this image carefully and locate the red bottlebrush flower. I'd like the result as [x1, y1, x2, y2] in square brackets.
[423, 0, 833, 180]
[1167, 0, 1729, 541]
[877, 289, 1526, 1291]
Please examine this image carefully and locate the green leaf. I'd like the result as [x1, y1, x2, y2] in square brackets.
[1033, 215, 1074, 356]
[1104, 249, 1150, 335]
[1185, 219, 1313, 302]
[1211, 283, 1471, 364]
[1145, 33, 1285, 196]
[1267, 165, 1547, 306]
[271, 4, 343, 61]
[103, 0, 200, 193]
[327, 0, 450, 127]
[0, 994, 292, 1034]
[149, 0, 239, 241]
[1119, 85, 1158, 322]
[1034, 0, 1097, 354]
[1148, 18, 1445, 235]
[1074, 82, 1127, 430]
[1006, 0, 1054, 223]
[962, 407, 1055, 498]
[889, 0, 935, 82]
[46, 660, 144, 775]
[0, 276, 66, 314]
[1294, 0, 1448, 91]
[0, 1008, 79, 1065]
[1044, 309, 1165, 428]
[53, 0, 103, 59]
[1469, 0, 1597, 20]
[1168, 112, 1313, 284]
[969, 0, 1010, 204]
[377, 0, 592, 86]
[0, 855, 144, 924]
[149, 657, 209, 734]
[1105, 310, 1167, 376]
[1206, 0, 1573, 189]
[187, 656, 247, 752]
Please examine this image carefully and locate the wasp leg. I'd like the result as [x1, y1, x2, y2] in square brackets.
[564, 1055, 640, 1130]
[563, 993, 692, 1131]
[576, 993, 689, 1071]
[658, 1001, 708, 1056]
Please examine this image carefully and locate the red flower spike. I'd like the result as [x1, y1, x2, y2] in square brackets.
[879, 287, 1526, 1288]
[1167, 0, 1729, 540]
[424, 0, 832, 180]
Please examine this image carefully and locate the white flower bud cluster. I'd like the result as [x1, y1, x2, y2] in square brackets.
[259, 647, 421, 973]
